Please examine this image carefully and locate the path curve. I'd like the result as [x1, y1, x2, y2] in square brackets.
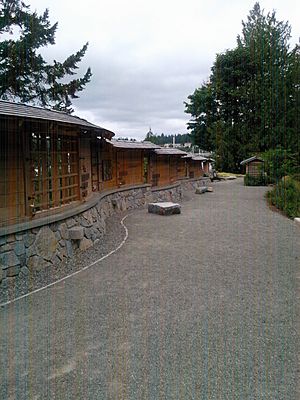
[1, 179, 299, 399]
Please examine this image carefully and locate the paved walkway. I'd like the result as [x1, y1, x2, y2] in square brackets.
[1, 179, 299, 399]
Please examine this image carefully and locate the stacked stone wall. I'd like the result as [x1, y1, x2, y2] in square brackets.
[0, 179, 207, 286]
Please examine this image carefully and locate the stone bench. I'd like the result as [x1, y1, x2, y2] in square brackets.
[195, 186, 207, 194]
[148, 202, 181, 215]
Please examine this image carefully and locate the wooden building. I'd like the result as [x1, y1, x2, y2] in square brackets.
[150, 148, 188, 187]
[90, 139, 160, 190]
[0, 100, 114, 227]
[186, 155, 207, 179]
[240, 156, 264, 177]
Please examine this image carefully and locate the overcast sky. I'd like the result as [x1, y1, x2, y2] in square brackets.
[28, 0, 300, 140]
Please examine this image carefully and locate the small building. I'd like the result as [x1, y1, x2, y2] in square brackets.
[186, 155, 207, 179]
[240, 156, 264, 176]
[0, 100, 114, 227]
[91, 139, 160, 190]
[150, 148, 188, 187]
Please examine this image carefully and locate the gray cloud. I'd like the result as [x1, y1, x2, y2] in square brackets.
[26, 0, 300, 139]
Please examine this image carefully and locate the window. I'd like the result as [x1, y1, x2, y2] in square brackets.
[30, 131, 79, 212]
[102, 159, 112, 181]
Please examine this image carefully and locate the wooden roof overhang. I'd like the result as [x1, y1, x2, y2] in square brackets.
[105, 139, 161, 151]
[0, 100, 115, 139]
[154, 148, 188, 157]
[240, 156, 264, 165]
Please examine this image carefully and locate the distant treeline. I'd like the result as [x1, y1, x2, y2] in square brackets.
[145, 132, 191, 146]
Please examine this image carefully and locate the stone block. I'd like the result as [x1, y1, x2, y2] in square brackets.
[59, 223, 69, 240]
[148, 202, 181, 216]
[206, 187, 214, 192]
[23, 233, 36, 248]
[294, 218, 300, 225]
[69, 226, 84, 240]
[66, 218, 76, 228]
[34, 226, 58, 261]
[13, 241, 26, 256]
[79, 238, 93, 251]
[66, 241, 74, 258]
[20, 266, 30, 276]
[0, 251, 20, 269]
[27, 255, 52, 272]
[6, 265, 21, 277]
[195, 187, 207, 194]
[15, 233, 24, 241]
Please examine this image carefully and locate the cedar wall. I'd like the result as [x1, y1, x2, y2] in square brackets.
[150, 154, 181, 187]
[246, 161, 264, 177]
[188, 160, 204, 179]
[91, 140, 146, 191]
[0, 120, 25, 226]
[177, 158, 187, 179]
[117, 149, 145, 186]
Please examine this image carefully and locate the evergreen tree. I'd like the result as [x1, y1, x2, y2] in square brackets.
[0, 0, 92, 112]
[185, 2, 299, 172]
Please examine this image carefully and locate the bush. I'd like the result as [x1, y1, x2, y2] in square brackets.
[267, 177, 300, 218]
[244, 174, 267, 186]
[261, 148, 299, 183]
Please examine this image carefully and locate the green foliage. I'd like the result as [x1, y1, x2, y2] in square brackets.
[261, 148, 299, 183]
[185, 2, 300, 172]
[0, 0, 92, 112]
[244, 173, 267, 186]
[144, 131, 191, 146]
[267, 177, 300, 218]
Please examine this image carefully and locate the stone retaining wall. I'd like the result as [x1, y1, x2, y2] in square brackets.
[0, 178, 209, 286]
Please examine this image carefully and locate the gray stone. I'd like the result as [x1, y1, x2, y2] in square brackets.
[206, 187, 214, 192]
[294, 217, 300, 225]
[15, 233, 24, 241]
[58, 246, 67, 259]
[26, 245, 37, 259]
[66, 241, 74, 258]
[66, 218, 76, 228]
[148, 202, 181, 216]
[79, 238, 93, 251]
[20, 266, 30, 276]
[0, 268, 4, 282]
[84, 228, 92, 239]
[80, 218, 93, 228]
[69, 226, 84, 240]
[13, 241, 26, 256]
[59, 239, 66, 247]
[23, 233, 36, 248]
[27, 255, 52, 272]
[6, 265, 21, 277]
[0, 251, 20, 269]
[195, 187, 207, 194]
[19, 254, 26, 266]
[34, 226, 58, 261]
[55, 231, 62, 241]
[58, 223, 69, 240]
[0, 237, 6, 246]
[1, 243, 13, 252]
[6, 234, 15, 243]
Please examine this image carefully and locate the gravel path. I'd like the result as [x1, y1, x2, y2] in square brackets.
[1, 179, 299, 399]
[0, 212, 127, 305]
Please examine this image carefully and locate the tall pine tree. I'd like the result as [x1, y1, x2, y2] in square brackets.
[0, 0, 92, 113]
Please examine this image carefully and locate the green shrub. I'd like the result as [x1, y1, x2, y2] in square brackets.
[267, 177, 300, 218]
[261, 148, 299, 183]
[244, 173, 267, 186]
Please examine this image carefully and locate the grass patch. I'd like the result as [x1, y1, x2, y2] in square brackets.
[267, 176, 300, 218]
